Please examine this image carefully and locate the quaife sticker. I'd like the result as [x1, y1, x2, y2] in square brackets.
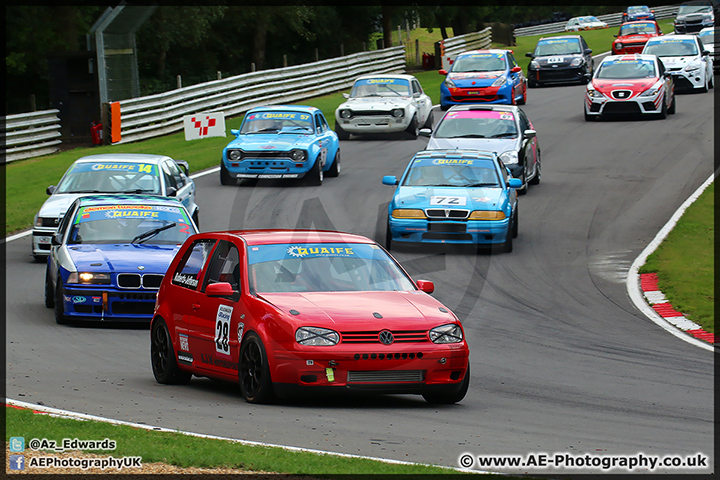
[215, 305, 233, 355]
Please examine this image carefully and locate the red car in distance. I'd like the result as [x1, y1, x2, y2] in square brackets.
[150, 229, 470, 404]
[612, 20, 662, 55]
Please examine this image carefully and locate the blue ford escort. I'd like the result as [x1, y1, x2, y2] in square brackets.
[45, 195, 198, 324]
[382, 150, 522, 252]
[221, 105, 340, 186]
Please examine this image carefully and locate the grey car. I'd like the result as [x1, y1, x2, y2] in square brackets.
[420, 104, 541, 194]
[32, 154, 199, 261]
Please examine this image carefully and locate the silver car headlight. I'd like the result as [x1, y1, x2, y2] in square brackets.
[391, 108, 405, 118]
[429, 323, 463, 344]
[499, 150, 519, 165]
[530, 60, 539, 69]
[290, 149, 308, 162]
[339, 109, 353, 119]
[491, 75, 507, 87]
[587, 87, 604, 99]
[296, 326, 339, 346]
[444, 78, 456, 89]
[684, 62, 701, 72]
[228, 149, 243, 161]
[571, 57, 583, 66]
[640, 82, 662, 96]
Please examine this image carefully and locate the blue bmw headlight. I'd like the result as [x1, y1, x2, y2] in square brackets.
[290, 149, 307, 162]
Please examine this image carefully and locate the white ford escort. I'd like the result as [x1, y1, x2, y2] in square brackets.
[334, 74, 434, 140]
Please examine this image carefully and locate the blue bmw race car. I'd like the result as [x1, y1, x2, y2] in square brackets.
[439, 49, 528, 110]
[45, 195, 198, 324]
[221, 105, 340, 186]
[382, 150, 522, 252]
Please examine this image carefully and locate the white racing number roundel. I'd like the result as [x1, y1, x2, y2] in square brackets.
[215, 305, 233, 355]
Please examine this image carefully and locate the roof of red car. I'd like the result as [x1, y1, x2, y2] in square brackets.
[199, 229, 376, 246]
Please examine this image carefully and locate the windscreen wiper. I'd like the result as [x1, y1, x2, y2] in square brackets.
[131, 222, 176, 244]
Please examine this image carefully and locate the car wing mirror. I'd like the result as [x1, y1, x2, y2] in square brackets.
[166, 186, 178, 197]
[525, 52, 534, 58]
[523, 129, 537, 139]
[416, 279, 434, 294]
[230, 129, 240, 136]
[584, 48, 593, 55]
[511, 66, 522, 73]
[418, 128, 432, 137]
[508, 178, 523, 189]
[343, 93, 350, 99]
[52, 233, 62, 246]
[382, 175, 399, 186]
[175, 160, 190, 175]
[47, 185, 56, 195]
[439, 69, 448, 75]
[206, 282, 236, 298]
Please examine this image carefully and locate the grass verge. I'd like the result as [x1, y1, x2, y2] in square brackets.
[639, 183, 715, 333]
[5, 404, 530, 477]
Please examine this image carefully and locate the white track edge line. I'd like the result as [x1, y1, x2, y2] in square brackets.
[626, 171, 716, 352]
[5, 398, 486, 474]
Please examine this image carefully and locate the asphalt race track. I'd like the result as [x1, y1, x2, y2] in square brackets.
[6, 83, 714, 475]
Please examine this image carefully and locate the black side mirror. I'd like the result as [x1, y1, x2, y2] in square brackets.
[167, 187, 178, 197]
[47, 185, 56, 195]
[525, 52, 534, 58]
[175, 160, 190, 176]
[52, 233, 62, 246]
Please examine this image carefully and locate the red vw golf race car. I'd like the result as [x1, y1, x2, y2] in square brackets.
[584, 54, 676, 120]
[150, 229, 470, 404]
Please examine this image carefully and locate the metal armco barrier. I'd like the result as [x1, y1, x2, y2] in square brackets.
[107, 47, 406, 145]
[436, 27, 493, 70]
[514, 5, 680, 37]
[1, 110, 62, 163]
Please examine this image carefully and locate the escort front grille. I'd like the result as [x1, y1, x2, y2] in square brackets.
[347, 370, 425, 383]
[341, 330, 429, 344]
[242, 151, 293, 159]
[117, 273, 164, 289]
[425, 209, 470, 220]
[351, 110, 393, 116]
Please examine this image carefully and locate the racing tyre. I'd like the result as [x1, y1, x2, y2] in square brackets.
[517, 84, 527, 105]
[422, 365, 470, 404]
[440, 103, 450, 111]
[517, 169, 528, 195]
[54, 277, 68, 325]
[151, 318, 192, 385]
[668, 95, 676, 115]
[512, 206, 519, 239]
[335, 122, 350, 141]
[529, 155, 541, 185]
[584, 109, 595, 122]
[239, 332, 276, 404]
[220, 161, 235, 185]
[423, 110, 434, 129]
[657, 101, 667, 119]
[385, 219, 393, 251]
[326, 150, 341, 177]
[709, 75, 714, 89]
[192, 210, 199, 228]
[528, 78, 537, 89]
[45, 266, 54, 308]
[405, 115, 419, 139]
[306, 158, 323, 186]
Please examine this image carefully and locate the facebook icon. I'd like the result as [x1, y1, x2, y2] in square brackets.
[9, 455, 25, 471]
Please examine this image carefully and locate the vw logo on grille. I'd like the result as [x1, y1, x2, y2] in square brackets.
[378, 330, 394, 345]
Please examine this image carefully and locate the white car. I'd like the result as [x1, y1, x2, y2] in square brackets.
[642, 34, 714, 92]
[32, 154, 198, 261]
[334, 74, 434, 140]
[698, 27, 719, 71]
[565, 16, 609, 31]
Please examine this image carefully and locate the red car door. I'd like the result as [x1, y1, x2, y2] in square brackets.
[190, 238, 249, 380]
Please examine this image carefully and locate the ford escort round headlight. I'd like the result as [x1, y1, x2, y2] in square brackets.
[429, 323, 463, 344]
[615, 42, 623, 49]
[290, 149, 307, 162]
[391, 108, 405, 118]
[339, 109, 353, 119]
[228, 149, 243, 161]
[296, 326, 339, 346]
